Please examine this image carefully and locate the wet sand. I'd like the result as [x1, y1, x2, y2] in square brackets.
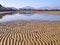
[0, 11, 60, 15]
[18, 11, 60, 15]
[0, 21, 60, 45]
[35, 11, 60, 15]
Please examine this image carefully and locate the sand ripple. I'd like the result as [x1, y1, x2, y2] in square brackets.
[0, 21, 60, 45]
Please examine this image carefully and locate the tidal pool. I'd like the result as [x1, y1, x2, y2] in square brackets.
[0, 13, 60, 23]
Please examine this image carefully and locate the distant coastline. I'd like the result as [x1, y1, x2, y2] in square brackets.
[0, 4, 60, 15]
[0, 11, 60, 15]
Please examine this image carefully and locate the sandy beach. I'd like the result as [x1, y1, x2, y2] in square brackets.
[36, 11, 60, 15]
[0, 21, 60, 45]
[0, 11, 60, 15]
[18, 11, 60, 15]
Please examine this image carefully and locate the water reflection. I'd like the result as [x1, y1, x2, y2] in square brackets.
[0, 13, 60, 23]
[0, 12, 18, 18]
[22, 14, 34, 16]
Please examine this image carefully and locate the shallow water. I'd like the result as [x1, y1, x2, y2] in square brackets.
[0, 13, 60, 23]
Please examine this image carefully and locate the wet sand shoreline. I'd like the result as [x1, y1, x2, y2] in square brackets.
[0, 11, 60, 15]
[36, 11, 60, 15]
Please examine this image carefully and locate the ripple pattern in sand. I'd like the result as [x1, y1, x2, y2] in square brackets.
[0, 22, 60, 45]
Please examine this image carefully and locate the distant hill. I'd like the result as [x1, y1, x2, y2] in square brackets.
[21, 6, 60, 10]
[52, 7, 60, 9]
[22, 6, 35, 9]
[39, 6, 60, 9]
[5, 7, 17, 10]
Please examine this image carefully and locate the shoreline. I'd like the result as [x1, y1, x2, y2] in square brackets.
[35, 11, 60, 15]
[0, 11, 18, 14]
[0, 11, 13, 14]
[0, 11, 60, 15]
[18, 11, 60, 15]
[0, 20, 60, 25]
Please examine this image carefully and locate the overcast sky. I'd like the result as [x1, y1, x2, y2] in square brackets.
[0, 0, 60, 8]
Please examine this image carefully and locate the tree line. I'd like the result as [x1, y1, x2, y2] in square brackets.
[19, 8, 60, 11]
[0, 4, 17, 11]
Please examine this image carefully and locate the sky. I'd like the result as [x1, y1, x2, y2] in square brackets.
[0, 0, 60, 8]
